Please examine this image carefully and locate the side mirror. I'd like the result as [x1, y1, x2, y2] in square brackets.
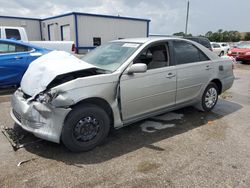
[127, 63, 147, 74]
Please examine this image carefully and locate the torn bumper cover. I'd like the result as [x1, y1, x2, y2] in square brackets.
[10, 90, 71, 143]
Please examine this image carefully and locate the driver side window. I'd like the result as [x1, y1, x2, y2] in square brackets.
[134, 43, 169, 70]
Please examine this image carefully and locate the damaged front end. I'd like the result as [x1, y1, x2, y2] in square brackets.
[11, 68, 108, 143]
[10, 51, 115, 143]
[11, 88, 71, 143]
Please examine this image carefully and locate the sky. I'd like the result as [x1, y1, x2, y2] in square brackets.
[0, 0, 249, 35]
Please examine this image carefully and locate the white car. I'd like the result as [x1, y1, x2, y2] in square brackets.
[211, 42, 230, 56]
[218, 43, 230, 54]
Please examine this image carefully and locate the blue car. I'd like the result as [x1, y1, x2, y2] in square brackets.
[0, 39, 51, 88]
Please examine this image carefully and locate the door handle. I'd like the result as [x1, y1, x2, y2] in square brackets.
[166, 73, 176, 78]
[14, 56, 23, 60]
[205, 65, 212, 70]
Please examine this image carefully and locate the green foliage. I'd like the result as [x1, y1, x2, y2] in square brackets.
[244, 32, 250, 41]
[173, 32, 192, 37]
[172, 29, 245, 42]
[205, 29, 241, 42]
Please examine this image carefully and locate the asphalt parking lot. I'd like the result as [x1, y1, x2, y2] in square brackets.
[0, 63, 250, 188]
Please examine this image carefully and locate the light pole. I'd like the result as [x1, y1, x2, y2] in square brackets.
[185, 1, 190, 36]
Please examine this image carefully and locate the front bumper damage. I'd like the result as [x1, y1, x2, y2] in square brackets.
[10, 90, 71, 143]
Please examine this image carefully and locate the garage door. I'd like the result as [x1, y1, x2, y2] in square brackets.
[48, 24, 56, 41]
[61, 25, 70, 41]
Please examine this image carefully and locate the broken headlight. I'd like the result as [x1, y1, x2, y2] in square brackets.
[36, 91, 58, 104]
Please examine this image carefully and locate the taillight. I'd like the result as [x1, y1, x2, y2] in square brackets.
[71, 44, 76, 53]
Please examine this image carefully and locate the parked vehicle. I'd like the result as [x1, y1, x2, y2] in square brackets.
[11, 37, 234, 152]
[228, 41, 250, 62]
[0, 39, 50, 87]
[211, 42, 224, 56]
[0, 26, 76, 53]
[218, 42, 230, 54]
[184, 36, 212, 51]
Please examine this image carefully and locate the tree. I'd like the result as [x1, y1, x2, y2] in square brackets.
[173, 32, 185, 37]
[173, 32, 192, 37]
[205, 31, 213, 38]
[205, 30, 241, 42]
[244, 32, 250, 41]
[222, 31, 229, 42]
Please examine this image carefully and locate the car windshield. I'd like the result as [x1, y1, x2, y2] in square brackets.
[237, 42, 250, 49]
[81, 42, 141, 72]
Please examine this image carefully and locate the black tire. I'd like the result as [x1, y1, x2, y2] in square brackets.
[242, 61, 250, 64]
[62, 104, 110, 152]
[201, 83, 219, 112]
[219, 51, 224, 57]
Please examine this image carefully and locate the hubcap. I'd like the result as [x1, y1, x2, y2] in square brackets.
[205, 88, 217, 108]
[73, 116, 100, 142]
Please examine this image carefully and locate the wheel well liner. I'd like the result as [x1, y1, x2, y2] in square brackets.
[70, 97, 114, 127]
[211, 79, 222, 94]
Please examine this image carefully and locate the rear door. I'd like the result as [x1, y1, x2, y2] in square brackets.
[120, 41, 177, 121]
[0, 42, 30, 86]
[173, 40, 212, 105]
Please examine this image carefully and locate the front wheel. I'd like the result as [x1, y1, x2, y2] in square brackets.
[62, 104, 110, 152]
[201, 83, 219, 112]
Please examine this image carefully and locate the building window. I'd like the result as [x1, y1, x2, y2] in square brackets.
[93, 37, 101, 46]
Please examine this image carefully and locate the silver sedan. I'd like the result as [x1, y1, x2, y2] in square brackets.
[11, 37, 234, 152]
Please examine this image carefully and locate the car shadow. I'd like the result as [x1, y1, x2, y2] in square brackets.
[23, 99, 242, 165]
[0, 87, 16, 95]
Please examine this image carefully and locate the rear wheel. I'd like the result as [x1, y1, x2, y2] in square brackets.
[219, 51, 224, 57]
[201, 83, 219, 112]
[62, 104, 110, 152]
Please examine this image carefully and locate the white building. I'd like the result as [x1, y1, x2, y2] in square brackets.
[0, 12, 150, 53]
[0, 15, 41, 41]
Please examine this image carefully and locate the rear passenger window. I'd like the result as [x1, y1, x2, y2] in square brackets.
[15, 45, 29, 52]
[199, 51, 209, 61]
[173, 41, 209, 65]
[199, 39, 210, 48]
[5, 29, 21, 40]
[0, 43, 15, 53]
[212, 43, 220, 48]
[0, 42, 28, 53]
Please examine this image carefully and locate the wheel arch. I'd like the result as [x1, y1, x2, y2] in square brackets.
[68, 97, 114, 128]
[210, 79, 222, 94]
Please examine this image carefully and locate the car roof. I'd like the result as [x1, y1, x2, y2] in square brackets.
[185, 36, 208, 40]
[112, 37, 188, 44]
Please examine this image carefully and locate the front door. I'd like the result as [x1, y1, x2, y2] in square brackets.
[120, 42, 177, 121]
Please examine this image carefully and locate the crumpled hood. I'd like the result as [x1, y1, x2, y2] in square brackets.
[21, 51, 96, 96]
